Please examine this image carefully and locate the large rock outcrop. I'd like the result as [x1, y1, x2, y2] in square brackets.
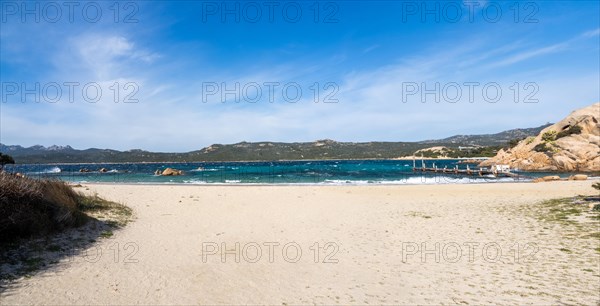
[480, 102, 600, 171]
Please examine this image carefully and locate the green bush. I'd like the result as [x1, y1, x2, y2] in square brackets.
[541, 131, 557, 142]
[556, 125, 582, 139]
[525, 137, 535, 145]
[507, 138, 523, 148]
[533, 143, 550, 152]
[0, 153, 15, 171]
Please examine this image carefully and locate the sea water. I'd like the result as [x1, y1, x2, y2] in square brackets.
[4, 160, 592, 185]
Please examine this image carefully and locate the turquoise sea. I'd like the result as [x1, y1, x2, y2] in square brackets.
[4, 160, 595, 185]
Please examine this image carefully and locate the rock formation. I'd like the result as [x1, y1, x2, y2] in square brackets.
[161, 168, 183, 176]
[480, 102, 600, 171]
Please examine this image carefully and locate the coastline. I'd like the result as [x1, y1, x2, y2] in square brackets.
[11, 157, 493, 166]
[2, 180, 599, 304]
[73, 178, 554, 187]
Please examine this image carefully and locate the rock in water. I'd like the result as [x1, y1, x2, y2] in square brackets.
[480, 102, 600, 171]
[162, 168, 183, 176]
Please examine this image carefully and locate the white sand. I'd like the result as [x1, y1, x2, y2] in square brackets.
[1, 181, 599, 305]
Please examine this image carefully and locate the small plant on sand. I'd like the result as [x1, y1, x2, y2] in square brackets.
[559, 248, 572, 254]
[100, 230, 113, 238]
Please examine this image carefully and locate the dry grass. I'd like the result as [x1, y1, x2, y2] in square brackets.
[0, 172, 131, 243]
[0, 173, 133, 284]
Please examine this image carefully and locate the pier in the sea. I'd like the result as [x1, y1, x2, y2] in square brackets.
[412, 158, 520, 178]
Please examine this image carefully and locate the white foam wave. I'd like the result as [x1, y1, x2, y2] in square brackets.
[28, 166, 61, 174]
[322, 176, 519, 185]
[183, 179, 209, 184]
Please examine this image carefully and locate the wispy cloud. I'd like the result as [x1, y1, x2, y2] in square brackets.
[1, 3, 598, 151]
[485, 28, 599, 69]
[581, 28, 600, 38]
[69, 34, 159, 81]
[487, 42, 567, 68]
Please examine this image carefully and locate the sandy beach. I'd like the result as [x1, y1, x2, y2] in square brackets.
[1, 181, 599, 305]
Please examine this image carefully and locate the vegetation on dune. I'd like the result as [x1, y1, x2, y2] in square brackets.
[0, 171, 132, 282]
[515, 191, 600, 256]
[0, 172, 132, 243]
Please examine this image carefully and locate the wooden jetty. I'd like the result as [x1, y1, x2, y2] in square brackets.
[411, 158, 520, 178]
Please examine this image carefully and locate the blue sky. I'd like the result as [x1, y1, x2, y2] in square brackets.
[1, 0, 599, 152]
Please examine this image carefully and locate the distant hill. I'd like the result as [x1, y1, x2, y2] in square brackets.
[0, 144, 192, 164]
[419, 124, 552, 146]
[0, 124, 550, 163]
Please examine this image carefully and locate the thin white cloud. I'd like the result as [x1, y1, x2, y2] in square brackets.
[485, 28, 600, 69]
[2, 7, 599, 151]
[363, 44, 380, 54]
[581, 28, 600, 38]
[70, 34, 160, 81]
[487, 42, 567, 68]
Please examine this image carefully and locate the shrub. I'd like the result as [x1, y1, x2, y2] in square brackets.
[507, 138, 523, 148]
[533, 143, 550, 152]
[0, 173, 85, 242]
[0, 173, 131, 243]
[525, 137, 535, 145]
[541, 131, 557, 142]
[0, 153, 15, 171]
[556, 125, 582, 139]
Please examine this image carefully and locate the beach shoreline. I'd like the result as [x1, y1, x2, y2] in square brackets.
[2, 180, 599, 304]
[8, 156, 495, 166]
